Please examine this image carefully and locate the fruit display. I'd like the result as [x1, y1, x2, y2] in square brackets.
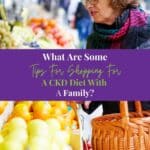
[0, 4, 7, 20]
[11, 26, 35, 48]
[0, 16, 75, 49]
[0, 4, 16, 49]
[0, 117, 72, 150]
[28, 18, 74, 48]
[0, 21, 15, 48]
[9, 18, 75, 49]
[0, 1, 76, 49]
[11, 25, 58, 49]
[8, 101, 78, 129]
[0, 101, 80, 150]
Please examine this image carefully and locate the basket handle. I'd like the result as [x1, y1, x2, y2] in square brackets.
[120, 101, 143, 123]
[135, 101, 143, 117]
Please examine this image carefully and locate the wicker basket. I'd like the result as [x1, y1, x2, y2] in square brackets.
[92, 101, 150, 150]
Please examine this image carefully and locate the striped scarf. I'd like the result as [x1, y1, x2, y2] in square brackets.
[87, 7, 150, 49]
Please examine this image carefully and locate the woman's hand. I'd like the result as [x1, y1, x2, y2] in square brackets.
[83, 101, 92, 109]
[76, 101, 92, 109]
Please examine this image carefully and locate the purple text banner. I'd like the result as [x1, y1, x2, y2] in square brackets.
[0, 49, 150, 100]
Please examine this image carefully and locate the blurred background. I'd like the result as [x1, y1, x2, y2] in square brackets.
[0, 0, 150, 49]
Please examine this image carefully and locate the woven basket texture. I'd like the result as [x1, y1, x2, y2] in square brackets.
[92, 101, 150, 150]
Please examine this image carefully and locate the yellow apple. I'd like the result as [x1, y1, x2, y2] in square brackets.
[4, 128, 28, 145]
[28, 136, 50, 150]
[0, 141, 23, 150]
[3, 117, 27, 129]
[2, 117, 27, 136]
[53, 130, 71, 146]
[46, 118, 61, 132]
[28, 119, 49, 137]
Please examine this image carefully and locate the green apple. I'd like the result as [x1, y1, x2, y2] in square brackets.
[6, 117, 27, 129]
[46, 118, 61, 138]
[53, 130, 71, 146]
[0, 141, 23, 150]
[4, 128, 28, 145]
[28, 136, 50, 150]
[28, 119, 49, 137]
[46, 118, 61, 131]
[2, 117, 27, 136]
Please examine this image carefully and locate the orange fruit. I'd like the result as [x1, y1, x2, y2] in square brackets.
[13, 103, 32, 121]
[15, 101, 33, 110]
[32, 101, 52, 120]
[0, 101, 8, 114]
[42, 19, 49, 28]
[48, 101, 58, 106]
[45, 26, 52, 33]
[48, 19, 56, 28]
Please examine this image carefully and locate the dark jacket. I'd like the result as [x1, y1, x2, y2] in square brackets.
[87, 7, 150, 49]
[84, 7, 150, 115]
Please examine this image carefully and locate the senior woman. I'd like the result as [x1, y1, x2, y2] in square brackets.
[81, 0, 150, 114]
[83, 0, 150, 49]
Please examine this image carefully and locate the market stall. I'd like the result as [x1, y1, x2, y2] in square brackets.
[0, 2, 83, 150]
[0, 101, 83, 150]
[0, 0, 79, 49]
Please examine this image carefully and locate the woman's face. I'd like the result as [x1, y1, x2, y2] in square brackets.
[85, 0, 120, 25]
